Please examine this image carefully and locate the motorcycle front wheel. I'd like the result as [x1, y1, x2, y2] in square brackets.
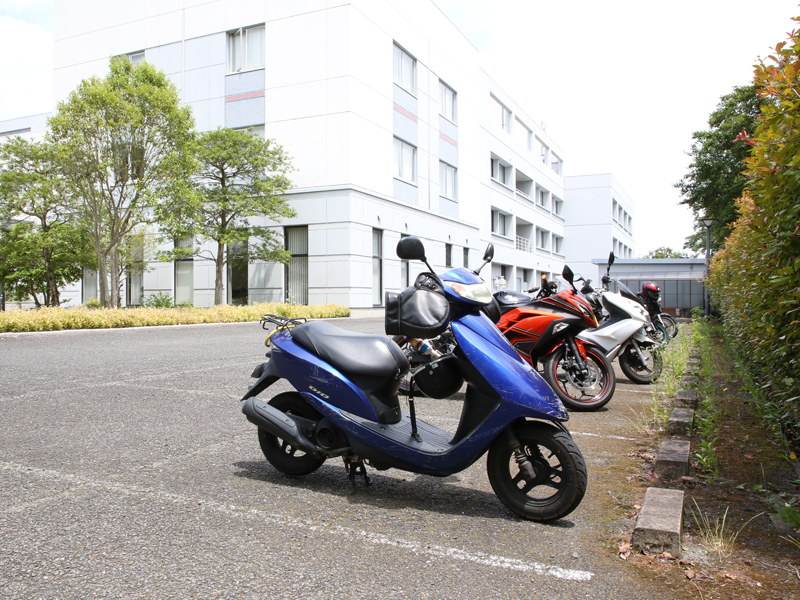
[258, 392, 326, 476]
[487, 422, 587, 522]
[618, 345, 663, 384]
[542, 344, 615, 411]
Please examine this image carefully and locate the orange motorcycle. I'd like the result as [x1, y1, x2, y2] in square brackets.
[494, 266, 616, 411]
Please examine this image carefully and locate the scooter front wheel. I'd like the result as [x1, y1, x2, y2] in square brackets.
[542, 345, 615, 411]
[258, 392, 326, 476]
[487, 422, 587, 522]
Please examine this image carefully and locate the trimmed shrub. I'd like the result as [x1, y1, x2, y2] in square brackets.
[0, 303, 351, 333]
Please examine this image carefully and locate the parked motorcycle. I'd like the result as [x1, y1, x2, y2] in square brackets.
[240, 237, 587, 522]
[637, 282, 678, 343]
[576, 253, 663, 384]
[493, 268, 616, 411]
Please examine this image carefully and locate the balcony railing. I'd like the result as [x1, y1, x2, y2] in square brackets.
[516, 236, 534, 253]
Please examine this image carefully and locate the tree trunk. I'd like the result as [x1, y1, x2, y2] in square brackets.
[42, 246, 61, 307]
[109, 246, 120, 308]
[97, 249, 110, 308]
[215, 240, 226, 305]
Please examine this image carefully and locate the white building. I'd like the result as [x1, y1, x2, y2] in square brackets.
[562, 173, 635, 283]
[1, 0, 631, 310]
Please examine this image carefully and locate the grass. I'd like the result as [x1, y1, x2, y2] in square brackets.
[689, 498, 764, 560]
[629, 321, 695, 436]
[0, 302, 351, 333]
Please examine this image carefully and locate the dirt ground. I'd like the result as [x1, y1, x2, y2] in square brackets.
[620, 325, 800, 600]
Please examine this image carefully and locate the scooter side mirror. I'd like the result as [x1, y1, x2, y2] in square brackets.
[562, 265, 574, 286]
[397, 237, 426, 261]
[608, 251, 615, 269]
[483, 243, 495, 262]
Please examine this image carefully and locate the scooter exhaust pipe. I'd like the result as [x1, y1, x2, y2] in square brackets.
[241, 397, 320, 455]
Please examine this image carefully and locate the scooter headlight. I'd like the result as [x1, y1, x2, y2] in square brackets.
[448, 281, 493, 305]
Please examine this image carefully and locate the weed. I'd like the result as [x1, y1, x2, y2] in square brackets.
[689, 498, 764, 560]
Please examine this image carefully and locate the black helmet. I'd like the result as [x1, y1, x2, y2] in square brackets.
[642, 282, 660, 301]
[412, 355, 464, 399]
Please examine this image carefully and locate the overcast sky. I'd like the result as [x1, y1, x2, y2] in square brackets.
[1, 0, 798, 256]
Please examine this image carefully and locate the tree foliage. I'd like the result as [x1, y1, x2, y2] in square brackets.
[676, 85, 768, 252]
[708, 22, 800, 438]
[48, 57, 196, 308]
[158, 127, 296, 305]
[0, 136, 94, 306]
[643, 246, 692, 259]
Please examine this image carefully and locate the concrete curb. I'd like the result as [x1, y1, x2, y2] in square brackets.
[655, 439, 691, 479]
[668, 408, 695, 436]
[675, 390, 698, 409]
[632, 488, 685, 557]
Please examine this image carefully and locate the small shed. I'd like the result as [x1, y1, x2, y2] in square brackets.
[590, 258, 707, 316]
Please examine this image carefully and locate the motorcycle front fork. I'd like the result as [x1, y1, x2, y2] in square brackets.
[565, 336, 589, 378]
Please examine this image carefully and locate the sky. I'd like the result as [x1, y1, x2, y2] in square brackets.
[1, 0, 798, 256]
[433, 0, 800, 255]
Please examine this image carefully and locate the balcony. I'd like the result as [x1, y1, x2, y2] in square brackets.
[516, 235, 534, 253]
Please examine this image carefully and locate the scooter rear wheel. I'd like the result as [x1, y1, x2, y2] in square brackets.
[542, 345, 615, 411]
[487, 422, 587, 522]
[258, 392, 326, 476]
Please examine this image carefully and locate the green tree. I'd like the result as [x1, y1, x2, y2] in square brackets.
[48, 57, 196, 308]
[676, 85, 768, 252]
[0, 137, 94, 306]
[708, 22, 800, 436]
[159, 127, 296, 305]
[642, 246, 692, 259]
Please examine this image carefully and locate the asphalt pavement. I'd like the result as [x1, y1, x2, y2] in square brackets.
[0, 318, 696, 599]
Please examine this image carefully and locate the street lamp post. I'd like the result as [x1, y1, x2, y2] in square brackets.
[699, 216, 717, 316]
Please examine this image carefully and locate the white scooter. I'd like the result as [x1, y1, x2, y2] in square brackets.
[576, 253, 663, 384]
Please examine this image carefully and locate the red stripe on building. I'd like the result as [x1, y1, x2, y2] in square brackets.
[440, 132, 457, 147]
[226, 90, 265, 102]
[393, 103, 418, 122]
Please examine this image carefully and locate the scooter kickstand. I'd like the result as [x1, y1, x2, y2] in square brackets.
[344, 456, 371, 491]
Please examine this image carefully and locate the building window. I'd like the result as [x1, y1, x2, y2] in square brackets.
[174, 237, 194, 306]
[393, 138, 416, 183]
[553, 196, 564, 216]
[612, 199, 618, 222]
[538, 139, 549, 164]
[228, 25, 265, 73]
[372, 229, 382, 306]
[440, 81, 456, 122]
[393, 44, 416, 94]
[514, 118, 531, 150]
[537, 189, 549, 210]
[491, 156, 512, 186]
[227, 238, 248, 306]
[440, 162, 456, 199]
[400, 233, 410, 288]
[498, 101, 511, 131]
[553, 235, 563, 255]
[551, 154, 562, 175]
[491, 209, 508, 236]
[285, 226, 308, 305]
[536, 227, 550, 251]
[127, 51, 145, 66]
[463, 247, 469, 269]
[445, 243, 452, 268]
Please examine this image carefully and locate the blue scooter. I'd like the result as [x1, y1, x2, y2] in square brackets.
[240, 237, 587, 522]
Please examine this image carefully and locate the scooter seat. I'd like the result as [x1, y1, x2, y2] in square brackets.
[290, 321, 409, 378]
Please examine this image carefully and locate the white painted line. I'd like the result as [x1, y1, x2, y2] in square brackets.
[2, 461, 594, 582]
[570, 431, 636, 442]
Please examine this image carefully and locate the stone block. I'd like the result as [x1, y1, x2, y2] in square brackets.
[675, 390, 698, 409]
[668, 408, 695, 436]
[632, 487, 685, 557]
[656, 439, 691, 479]
[680, 376, 698, 388]
[687, 358, 701, 366]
